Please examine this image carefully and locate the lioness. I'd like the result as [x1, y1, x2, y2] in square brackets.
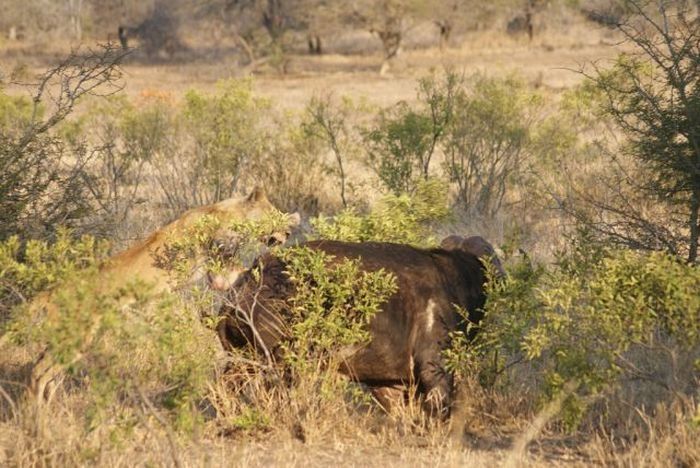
[105, 186, 299, 293]
[19, 187, 299, 403]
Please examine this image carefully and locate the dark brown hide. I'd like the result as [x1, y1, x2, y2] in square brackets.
[217, 237, 499, 416]
[440, 235, 506, 279]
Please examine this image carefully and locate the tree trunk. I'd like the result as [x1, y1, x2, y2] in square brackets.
[263, 0, 284, 43]
[376, 30, 402, 76]
[689, 187, 699, 263]
[307, 35, 322, 55]
[234, 33, 256, 65]
[525, 0, 534, 41]
[68, 0, 83, 41]
[436, 20, 452, 50]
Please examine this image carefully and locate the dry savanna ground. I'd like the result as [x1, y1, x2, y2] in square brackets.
[3, 19, 622, 108]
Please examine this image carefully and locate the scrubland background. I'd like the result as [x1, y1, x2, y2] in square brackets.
[0, 0, 698, 466]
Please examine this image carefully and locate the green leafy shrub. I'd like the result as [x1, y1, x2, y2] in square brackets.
[60, 95, 170, 240]
[303, 94, 365, 208]
[277, 246, 397, 376]
[0, 90, 36, 136]
[0, 209, 292, 439]
[363, 102, 433, 195]
[0, 228, 109, 325]
[363, 71, 460, 195]
[311, 178, 450, 247]
[25, 277, 215, 432]
[184, 79, 270, 202]
[0, 231, 218, 431]
[443, 74, 541, 217]
[453, 241, 700, 429]
[64, 79, 274, 231]
[252, 116, 328, 214]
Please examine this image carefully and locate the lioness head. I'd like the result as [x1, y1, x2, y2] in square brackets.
[205, 187, 301, 291]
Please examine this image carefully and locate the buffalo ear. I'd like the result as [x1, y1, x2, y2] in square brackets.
[462, 236, 507, 279]
[440, 235, 463, 250]
[246, 186, 269, 204]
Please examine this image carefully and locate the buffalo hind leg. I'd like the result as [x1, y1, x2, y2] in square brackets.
[414, 350, 453, 419]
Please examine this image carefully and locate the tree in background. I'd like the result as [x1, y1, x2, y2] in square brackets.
[116, 1, 186, 58]
[348, 0, 432, 75]
[443, 74, 541, 217]
[577, 0, 700, 262]
[364, 71, 460, 195]
[1, 0, 64, 40]
[67, 0, 85, 40]
[431, 0, 504, 49]
[197, 0, 305, 71]
[0, 45, 127, 241]
[5, 0, 663, 60]
[304, 95, 362, 208]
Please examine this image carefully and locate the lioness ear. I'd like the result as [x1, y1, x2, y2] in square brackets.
[246, 186, 268, 204]
[207, 269, 243, 291]
[207, 271, 228, 291]
[288, 212, 301, 227]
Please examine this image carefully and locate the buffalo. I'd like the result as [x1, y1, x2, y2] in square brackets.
[216, 236, 503, 417]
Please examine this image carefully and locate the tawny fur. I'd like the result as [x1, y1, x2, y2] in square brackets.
[22, 187, 298, 403]
[106, 187, 294, 294]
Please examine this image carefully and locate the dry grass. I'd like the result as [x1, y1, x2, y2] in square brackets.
[2, 333, 695, 467]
